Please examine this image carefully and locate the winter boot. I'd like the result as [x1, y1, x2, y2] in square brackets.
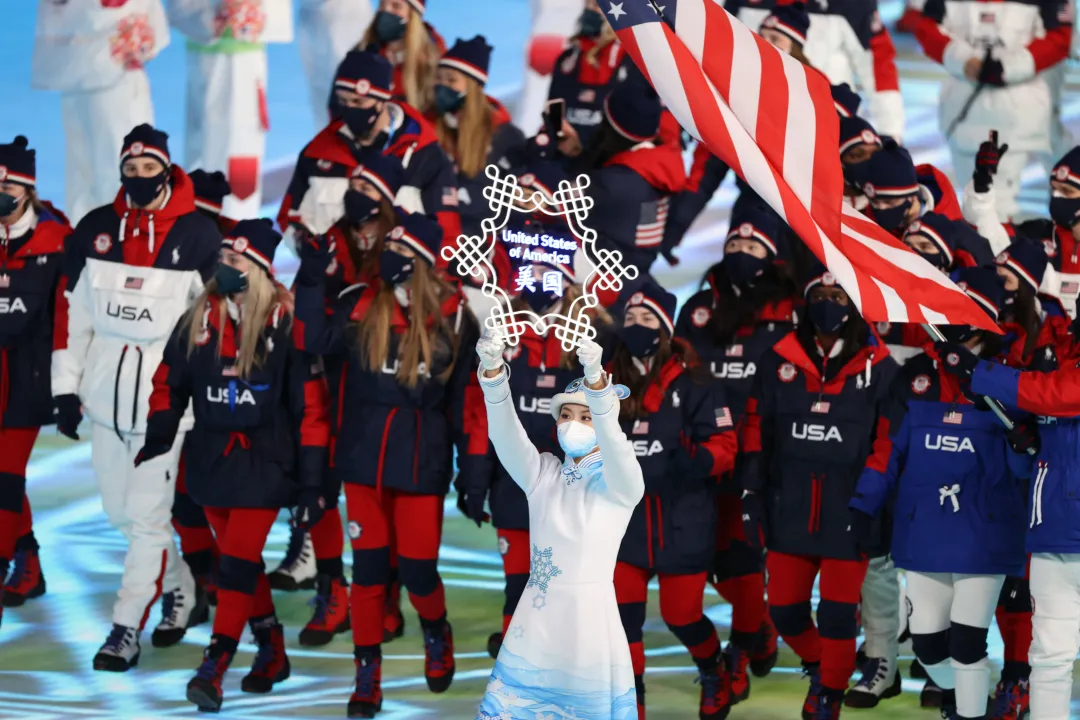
[186, 640, 236, 712]
[383, 580, 404, 642]
[855, 641, 867, 669]
[152, 584, 209, 647]
[2, 547, 46, 607]
[423, 621, 455, 692]
[347, 653, 383, 718]
[938, 688, 958, 719]
[695, 651, 732, 719]
[921, 676, 945, 708]
[724, 642, 751, 704]
[93, 624, 141, 672]
[487, 631, 503, 659]
[801, 665, 843, 720]
[268, 525, 316, 591]
[845, 656, 902, 708]
[749, 617, 779, 677]
[991, 677, 1030, 720]
[242, 620, 291, 693]
[299, 574, 350, 646]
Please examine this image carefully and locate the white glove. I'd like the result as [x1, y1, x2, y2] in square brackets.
[576, 338, 604, 385]
[475, 330, 506, 373]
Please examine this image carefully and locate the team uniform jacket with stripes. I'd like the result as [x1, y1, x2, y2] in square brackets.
[144, 295, 330, 509]
[51, 168, 222, 436]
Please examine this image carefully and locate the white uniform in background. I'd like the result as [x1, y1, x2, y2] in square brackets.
[297, 0, 374, 128]
[515, 0, 581, 133]
[170, 0, 295, 220]
[31, 0, 168, 224]
[1043, 0, 1076, 164]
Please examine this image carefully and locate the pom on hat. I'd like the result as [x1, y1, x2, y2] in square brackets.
[0, 135, 36, 187]
[121, 124, 171, 169]
[604, 82, 662, 143]
[334, 51, 394, 101]
[439, 36, 493, 86]
[351, 152, 406, 205]
[726, 203, 783, 258]
[386, 212, 443, 267]
[953, 265, 1006, 321]
[223, 219, 281, 274]
[860, 139, 918, 200]
[996, 238, 1049, 295]
[831, 84, 861, 119]
[189, 169, 232, 215]
[761, 2, 811, 46]
[839, 116, 882, 157]
[621, 277, 677, 335]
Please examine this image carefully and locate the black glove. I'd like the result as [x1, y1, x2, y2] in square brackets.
[1006, 419, 1041, 456]
[739, 491, 766, 553]
[934, 341, 980, 379]
[672, 437, 715, 484]
[848, 509, 875, 556]
[294, 489, 326, 530]
[978, 49, 1006, 88]
[294, 228, 334, 285]
[54, 394, 83, 440]
[972, 130, 1009, 193]
[456, 491, 489, 528]
[134, 438, 173, 467]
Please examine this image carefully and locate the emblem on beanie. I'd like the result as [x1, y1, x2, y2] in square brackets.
[0, 167, 7, 182]
[1056, 165, 1070, 182]
[863, 183, 876, 198]
[738, 222, 754, 238]
[861, 129, 876, 144]
[232, 237, 249, 253]
[440, 164, 638, 351]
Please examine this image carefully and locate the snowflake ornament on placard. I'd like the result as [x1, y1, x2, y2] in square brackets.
[439, 164, 639, 351]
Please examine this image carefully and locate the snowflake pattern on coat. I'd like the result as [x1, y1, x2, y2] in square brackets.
[108, 14, 156, 70]
[213, 0, 267, 42]
[526, 544, 562, 593]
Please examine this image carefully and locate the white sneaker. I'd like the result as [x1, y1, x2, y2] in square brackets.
[844, 657, 901, 708]
[152, 585, 209, 647]
[93, 624, 141, 672]
[269, 525, 316, 591]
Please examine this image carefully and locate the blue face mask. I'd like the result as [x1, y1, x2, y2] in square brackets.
[344, 189, 381, 224]
[338, 104, 381, 140]
[557, 420, 597, 458]
[620, 324, 661, 358]
[578, 9, 605, 37]
[724, 251, 770, 288]
[808, 298, 849, 335]
[522, 286, 560, 312]
[214, 263, 248, 295]
[434, 84, 466, 115]
[379, 249, 415, 285]
[374, 10, 407, 42]
[873, 197, 915, 232]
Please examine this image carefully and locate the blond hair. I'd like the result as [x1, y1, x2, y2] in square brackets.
[581, 24, 619, 68]
[184, 270, 294, 379]
[434, 79, 493, 179]
[361, 11, 439, 112]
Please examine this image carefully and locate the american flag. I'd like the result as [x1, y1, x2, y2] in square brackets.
[636, 196, 670, 248]
[604, 0, 996, 329]
[715, 406, 733, 429]
[124, 277, 143, 290]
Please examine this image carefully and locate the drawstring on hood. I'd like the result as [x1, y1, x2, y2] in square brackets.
[112, 168, 195, 266]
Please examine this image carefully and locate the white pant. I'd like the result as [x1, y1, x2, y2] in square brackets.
[950, 145, 1030, 222]
[60, 71, 154, 224]
[908, 571, 1005, 718]
[185, 46, 268, 220]
[91, 423, 192, 631]
[297, 0, 373, 129]
[861, 556, 900, 672]
[1030, 553, 1080, 720]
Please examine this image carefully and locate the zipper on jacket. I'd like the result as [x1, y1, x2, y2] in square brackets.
[655, 496, 664, 551]
[808, 473, 822, 534]
[131, 346, 143, 433]
[375, 408, 399, 496]
[645, 495, 655, 567]
[1031, 460, 1049, 528]
[412, 410, 422, 486]
[0, 348, 8, 426]
[114, 345, 129, 441]
[331, 365, 348, 468]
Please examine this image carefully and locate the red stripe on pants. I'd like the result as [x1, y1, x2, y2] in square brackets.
[0, 427, 39, 564]
[204, 507, 278, 642]
[498, 527, 530, 634]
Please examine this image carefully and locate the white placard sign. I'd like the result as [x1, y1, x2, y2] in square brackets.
[440, 164, 639, 350]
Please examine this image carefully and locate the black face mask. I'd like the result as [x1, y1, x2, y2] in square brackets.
[0, 192, 20, 217]
[1001, 289, 1018, 311]
[121, 170, 168, 208]
[873, 197, 914, 232]
[1050, 195, 1080, 228]
[344, 190, 381, 224]
[379, 249, 415, 285]
[621, 324, 662, 358]
[339, 104, 382, 140]
[915, 249, 949, 272]
[213, 263, 248, 294]
[842, 161, 870, 190]
[579, 9, 605, 37]
[522, 286, 560, 312]
[374, 10, 407, 42]
[940, 324, 979, 344]
[807, 298, 850, 335]
[724, 252, 770, 288]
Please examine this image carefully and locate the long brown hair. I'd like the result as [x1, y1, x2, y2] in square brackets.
[509, 283, 612, 370]
[361, 11, 439, 112]
[355, 263, 462, 387]
[183, 270, 294, 379]
[609, 333, 705, 421]
[434, 80, 493, 179]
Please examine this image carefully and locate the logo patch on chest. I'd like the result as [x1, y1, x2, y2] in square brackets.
[94, 233, 112, 254]
[778, 363, 797, 382]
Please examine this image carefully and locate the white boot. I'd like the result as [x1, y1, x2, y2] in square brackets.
[269, 525, 316, 592]
[152, 565, 207, 647]
[93, 624, 141, 672]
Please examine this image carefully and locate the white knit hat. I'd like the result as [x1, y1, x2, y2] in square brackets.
[549, 377, 631, 420]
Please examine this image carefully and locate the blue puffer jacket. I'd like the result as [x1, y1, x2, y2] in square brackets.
[851, 351, 1029, 575]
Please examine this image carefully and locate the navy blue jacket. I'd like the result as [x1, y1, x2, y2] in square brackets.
[613, 351, 738, 574]
[851, 351, 1029, 575]
[293, 277, 490, 495]
[144, 295, 331, 509]
[0, 205, 70, 428]
[548, 37, 628, 147]
[739, 332, 899, 559]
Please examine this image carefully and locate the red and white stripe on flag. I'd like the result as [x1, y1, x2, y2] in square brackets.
[603, 0, 997, 330]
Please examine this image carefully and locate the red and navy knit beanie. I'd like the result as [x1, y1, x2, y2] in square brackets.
[604, 82, 662, 143]
[0, 136, 36, 188]
[120, 124, 170, 169]
[839, 116, 882, 157]
[861, 140, 918, 200]
[351, 152, 406, 205]
[954, 266, 1005, 322]
[623, 278, 677, 335]
[903, 213, 959, 267]
[189, 169, 231, 216]
[518, 163, 566, 205]
[761, 2, 810, 46]
[387, 212, 443, 267]
[996, 238, 1049, 294]
[727, 202, 783, 259]
[802, 258, 846, 298]
[439, 35, 493, 86]
[831, 83, 861, 119]
[223, 219, 281, 275]
[1051, 146, 1080, 190]
[334, 51, 393, 101]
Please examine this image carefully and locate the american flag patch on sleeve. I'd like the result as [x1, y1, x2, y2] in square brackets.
[715, 407, 733, 428]
[442, 187, 459, 207]
[124, 277, 144, 290]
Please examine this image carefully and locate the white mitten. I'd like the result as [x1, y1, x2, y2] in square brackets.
[475, 330, 507, 373]
[576, 337, 604, 385]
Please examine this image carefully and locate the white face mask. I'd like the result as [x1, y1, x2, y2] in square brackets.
[557, 420, 597, 458]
